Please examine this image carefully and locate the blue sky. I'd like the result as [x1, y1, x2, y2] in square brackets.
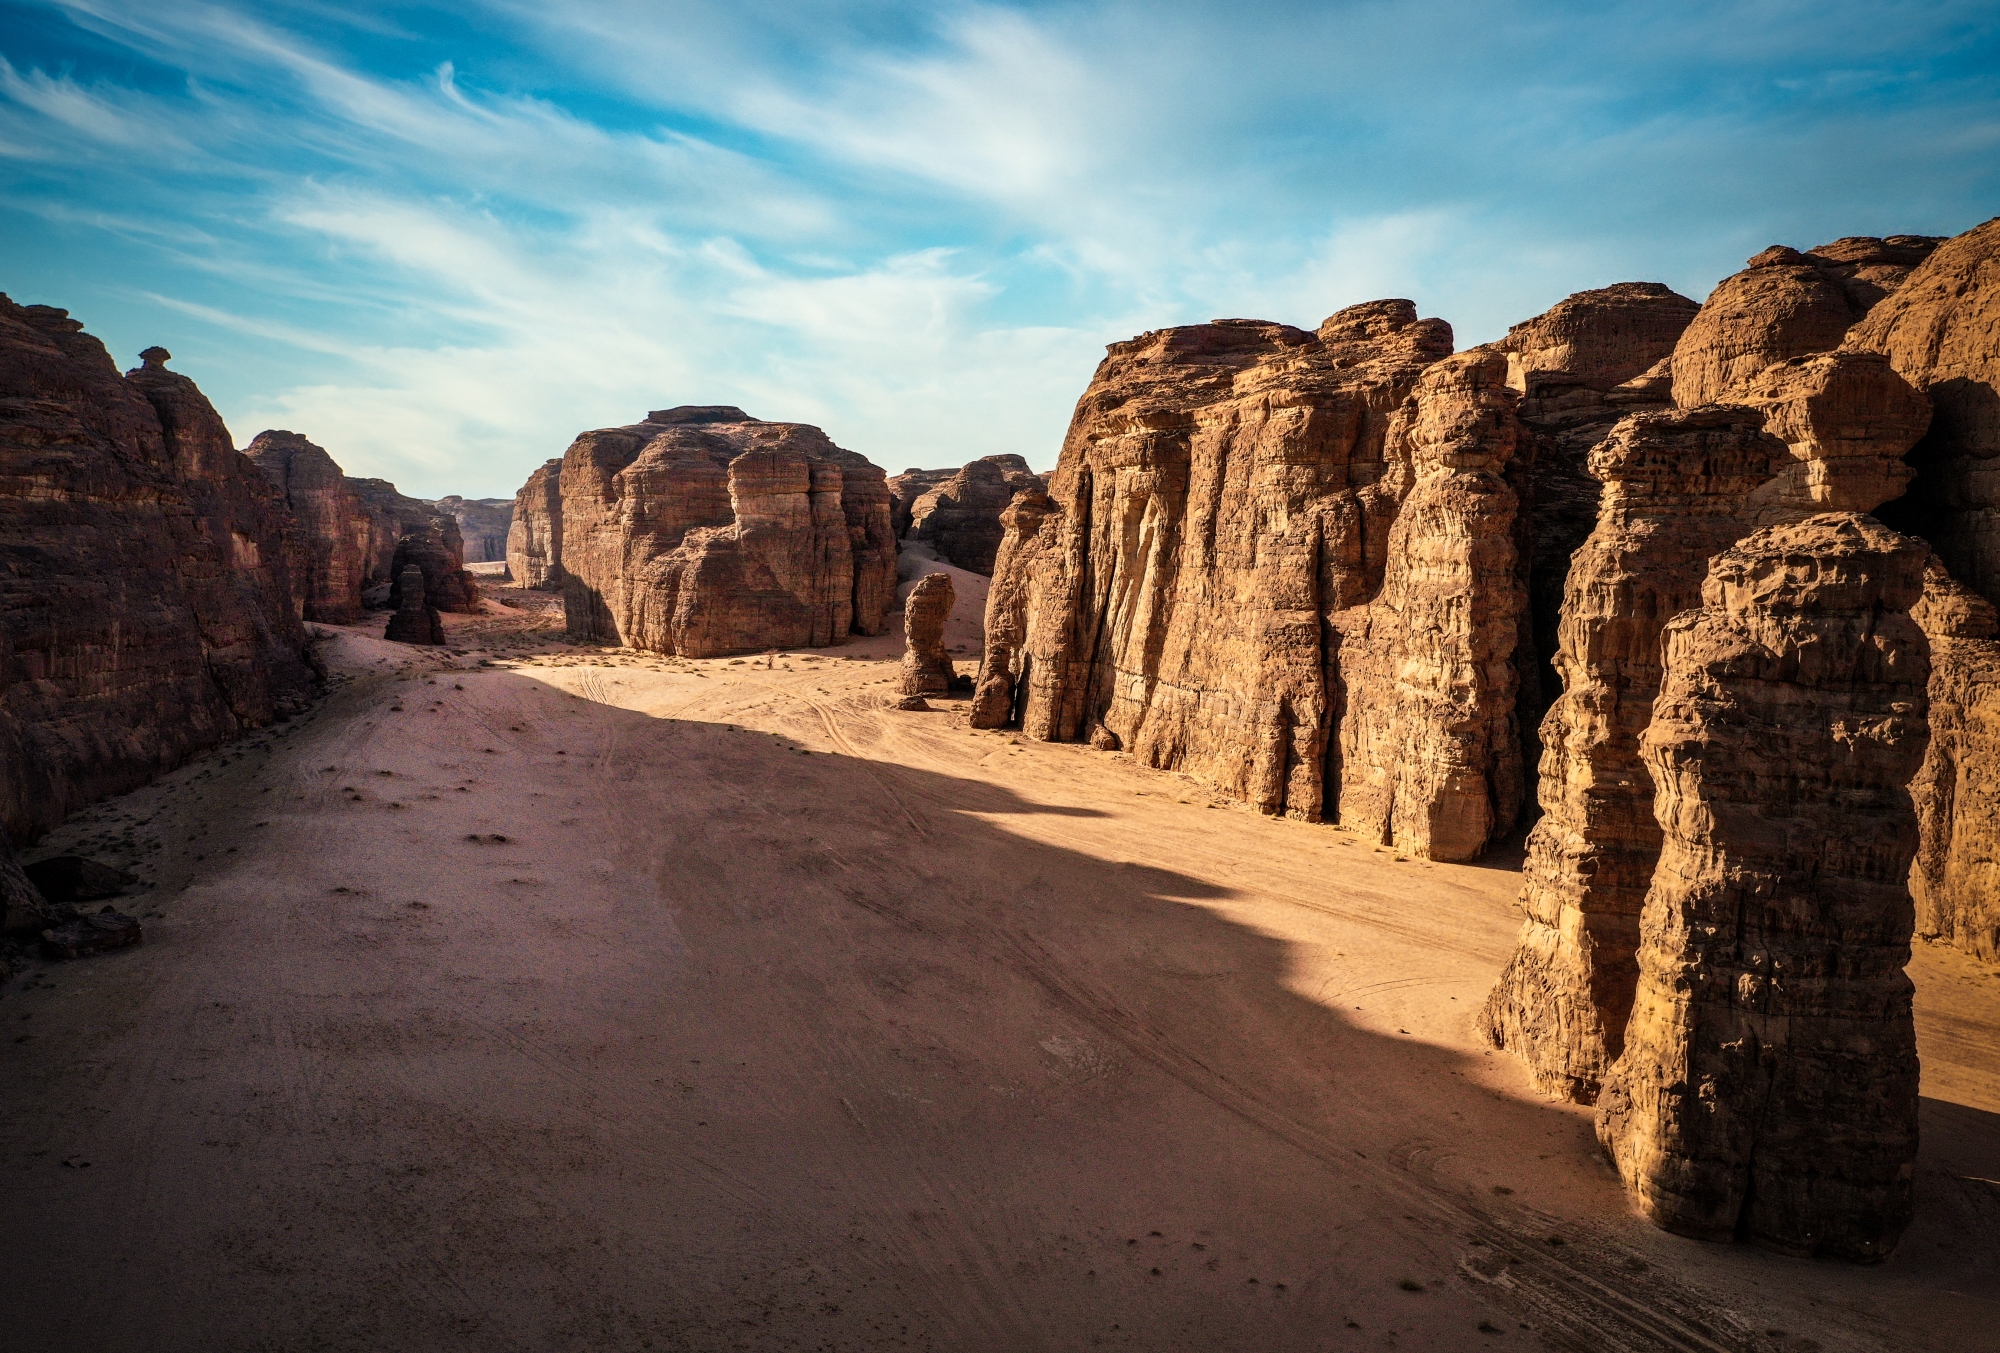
[3, 1, 1996, 497]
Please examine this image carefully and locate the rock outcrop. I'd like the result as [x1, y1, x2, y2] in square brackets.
[900, 573, 956, 696]
[557, 406, 897, 657]
[1595, 514, 1930, 1262]
[1480, 408, 1788, 1099]
[1908, 561, 2000, 960]
[1, 836, 50, 935]
[1670, 237, 1942, 408]
[432, 495, 514, 563]
[348, 478, 479, 613]
[901, 454, 1044, 574]
[0, 296, 316, 840]
[506, 458, 564, 589]
[384, 564, 444, 645]
[971, 301, 1490, 840]
[887, 466, 956, 540]
[245, 430, 371, 623]
[1331, 349, 1530, 860]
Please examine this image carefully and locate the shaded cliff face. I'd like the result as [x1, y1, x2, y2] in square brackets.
[1908, 561, 2000, 961]
[1596, 514, 1930, 1263]
[245, 429, 370, 624]
[901, 454, 1044, 574]
[886, 466, 955, 539]
[347, 477, 478, 613]
[431, 495, 514, 563]
[505, 458, 564, 589]
[0, 296, 315, 841]
[971, 300, 1478, 837]
[556, 406, 896, 656]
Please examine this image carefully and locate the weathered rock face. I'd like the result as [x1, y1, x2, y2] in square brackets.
[903, 454, 1044, 574]
[887, 466, 956, 539]
[0, 295, 316, 841]
[558, 406, 897, 656]
[245, 430, 371, 623]
[900, 573, 956, 696]
[1847, 218, 2000, 604]
[383, 564, 444, 646]
[1908, 561, 2000, 960]
[431, 495, 514, 563]
[1595, 514, 1930, 1262]
[1, 836, 51, 936]
[348, 478, 479, 614]
[1669, 237, 1941, 409]
[971, 300, 1488, 838]
[1493, 284, 1700, 728]
[1332, 349, 1529, 860]
[1480, 407, 1787, 1100]
[505, 458, 564, 589]
[386, 515, 479, 618]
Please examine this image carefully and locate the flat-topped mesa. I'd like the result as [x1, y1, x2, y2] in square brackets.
[383, 564, 444, 646]
[970, 299, 1487, 831]
[1669, 235, 1943, 409]
[431, 495, 513, 563]
[900, 454, 1044, 575]
[1480, 407, 1788, 1101]
[0, 297, 317, 839]
[555, 406, 896, 657]
[900, 573, 956, 696]
[505, 459, 564, 589]
[1596, 514, 1931, 1262]
[1333, 348, 1530, 860]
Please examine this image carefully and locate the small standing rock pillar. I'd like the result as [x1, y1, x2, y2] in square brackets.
[384, 564, 445, 645]
[899, 573, 955, 702]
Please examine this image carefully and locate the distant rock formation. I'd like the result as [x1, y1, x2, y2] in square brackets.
[970, 301, 1478, 842]
[887, 466, 955, 540]
[550, 406, 897, 657]
[1596, 514, 1930, 1262]
[895, 455, 1044, 574]
[347, 477, 479, 613]
[384, 564, 444, 645]
[900, 573, 956, 696]
[506, 458, 564, 589]
[431, 495, 514, 563]
[0, 296, 316, 840]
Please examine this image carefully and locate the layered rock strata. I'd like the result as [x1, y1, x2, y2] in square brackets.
[902, 454, 1044, 574]
[245, 430, 371, 623]
[557, 406, 897, 656]
[1595, 514, 1930, 1261]
[0, 296, 316, 840]
[971, 301, 1500, 843]
[1908, 562, 2000, 960]
[887, 466, 955, 540]
[1480, 408, 1788, 1099]
[348, 478, 479, 613]
[506, 458, 564, 589]
[384, 565, 444, 646]
[900, 573, 956, 696]
[432, 495, 514, 563]
[1331, 349, 1530, 860]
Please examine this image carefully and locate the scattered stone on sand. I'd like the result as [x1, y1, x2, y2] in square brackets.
[899, 573, 956, 697]
[41, 905, 145, 960]
[21, 856, 135, 906]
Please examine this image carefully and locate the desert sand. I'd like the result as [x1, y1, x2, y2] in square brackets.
[1, 580, 1993, 1352]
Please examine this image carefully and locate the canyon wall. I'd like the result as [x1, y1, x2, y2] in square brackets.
[1595, 514, 1930, 1262]
[899, 454, 1044, 574]
[432, 495, 514, 563]
[506, 458, 564, 589]
[0, 296, 316, 841]
[555, 406, 897, 657]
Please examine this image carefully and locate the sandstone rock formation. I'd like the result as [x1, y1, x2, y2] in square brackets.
[556, 406, 897, 657]
[0, 296, 317, 840]
[900, 573, 956, 696]
[432, 495, 514, 563]
[1480, 407, 1788, 1100]
[245, 430, 371, 623]
[1847, 218, 2000, 603]
[1595, 514, 1930, 1262]
[971, 301, 1496, 843]
[1, 837, 50, 936]
[384, 564, 444, 645]
[1331, 349, 1529, 860]
[1908, 561, 2000, 960]
[1668, 236, 1941, 409]
[348, 478, 479, 613]
[887, 466, 955, 540]
[506, 458, 564, 589]
[900, 454, 1044, 574]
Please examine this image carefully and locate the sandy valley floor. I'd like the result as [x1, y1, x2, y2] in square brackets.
[2, 582, 1995, 1352]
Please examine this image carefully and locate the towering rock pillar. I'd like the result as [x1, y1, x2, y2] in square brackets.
[1333, 349, 1529, 861]
[1595, 515, 1930, 1261]
[1480, 408, 1785, 1098]
[900, 573, 956, 696]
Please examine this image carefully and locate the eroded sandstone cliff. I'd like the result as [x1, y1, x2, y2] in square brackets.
[432, 495, 514, 563]
[557, 406, 896, 657]
[900, 573, 956, 696]
[0, 297, 316, 840]
[1595, 514, 1930, 1262]
[245, 430, 371, 623]
[901, 454, 1044, 574]
[1908, 561, 2000, 961]
[506, 458, 564, 589]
